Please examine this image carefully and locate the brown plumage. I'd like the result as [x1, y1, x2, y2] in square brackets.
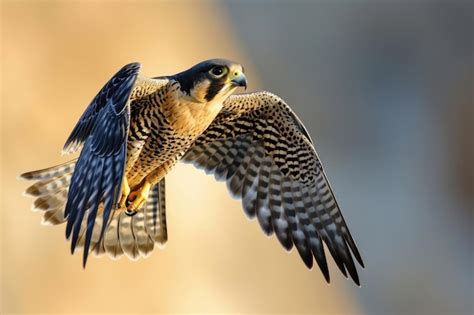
[20, 59, 364, 285]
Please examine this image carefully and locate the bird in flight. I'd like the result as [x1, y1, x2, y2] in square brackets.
[21, 59, 364, 285]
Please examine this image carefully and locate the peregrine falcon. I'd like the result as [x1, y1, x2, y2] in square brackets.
[21, 59, 364, 285]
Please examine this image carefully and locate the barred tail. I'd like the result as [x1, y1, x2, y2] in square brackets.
[21, 160, 77, 225]
[20, 162, 168, 261]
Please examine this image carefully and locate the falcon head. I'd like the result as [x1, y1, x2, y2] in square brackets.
[173, 58, 247, 103]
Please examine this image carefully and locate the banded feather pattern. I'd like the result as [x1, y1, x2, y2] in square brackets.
[183, 91, 364, 285]
[22, 161, 168, 260]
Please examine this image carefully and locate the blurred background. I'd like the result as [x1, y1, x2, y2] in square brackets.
[1, 1, 472, 314]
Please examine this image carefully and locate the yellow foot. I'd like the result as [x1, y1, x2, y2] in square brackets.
[125, 181, 151, 215]
[119, 177, 131, 208]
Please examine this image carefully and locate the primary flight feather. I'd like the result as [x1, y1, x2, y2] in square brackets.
[21, 59, 364, 285]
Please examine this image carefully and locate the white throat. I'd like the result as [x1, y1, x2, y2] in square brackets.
[163, 85, 236, 136]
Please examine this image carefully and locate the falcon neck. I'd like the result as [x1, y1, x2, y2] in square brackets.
[162, 88, 224, 137]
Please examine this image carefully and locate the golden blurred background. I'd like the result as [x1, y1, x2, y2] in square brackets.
[1, 1, 473, 314]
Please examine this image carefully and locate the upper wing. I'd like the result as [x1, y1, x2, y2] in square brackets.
[63, 63, 140, 154]
[63, 63, 140, 266]
[182, 92, 364, 285]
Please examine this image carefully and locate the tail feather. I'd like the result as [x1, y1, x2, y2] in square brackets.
[119, 213, 140, 260]
[33, 190, 68, 211]
[25, 173, 72, 197]
[133, 210, 154, 257]
[104, 212, 124, 259]
[21, 162, 168, 263]
[42, 207, 67, 225]
[144, 180, 167, 245]
[20, 160, 77, 180]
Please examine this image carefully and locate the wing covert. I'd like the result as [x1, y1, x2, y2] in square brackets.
[183, 91, 364, 285]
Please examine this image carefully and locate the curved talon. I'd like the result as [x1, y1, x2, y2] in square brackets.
[125, 193, 135, 207]
[126, 182, 151, 212]
[124, 209, 138, 217]
[119, 177, 131, 208]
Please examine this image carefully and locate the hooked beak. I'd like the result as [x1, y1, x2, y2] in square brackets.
[230, 73, 247, 90]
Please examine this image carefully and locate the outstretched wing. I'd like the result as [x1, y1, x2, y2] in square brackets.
[63, 63, 140, 266]
[182, 91, 364, 285]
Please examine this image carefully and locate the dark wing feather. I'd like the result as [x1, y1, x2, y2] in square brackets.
[63, 63, 141, 154]
[182, 91, 364, 285]
[64, 62, 140, 266]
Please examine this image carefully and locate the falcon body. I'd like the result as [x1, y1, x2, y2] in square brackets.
[123, 63, 244, 192]
[21, 59, 364, 285]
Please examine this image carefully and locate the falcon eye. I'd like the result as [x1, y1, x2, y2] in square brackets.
[209, 66, 227, 78]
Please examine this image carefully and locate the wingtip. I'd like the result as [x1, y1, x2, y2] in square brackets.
[350, 273, 360, 287]
[22, 190, 33, 197]
[61, 143, 77, 156]
[300, 253, 314, 270]
[315, 259, 330, 284]
[65, 223, 73, 241]
[122, 62, 141, 73]
[82, 256, 88, 269]
[350, 244, 365, 268]
[25, 185, 40, 197]
[354, 250, 365, 268]
[18, 172, 32, 180]
[324, 274, 331, 284]
[82, 245, 91, 268]
[70, 240, 77, 255]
